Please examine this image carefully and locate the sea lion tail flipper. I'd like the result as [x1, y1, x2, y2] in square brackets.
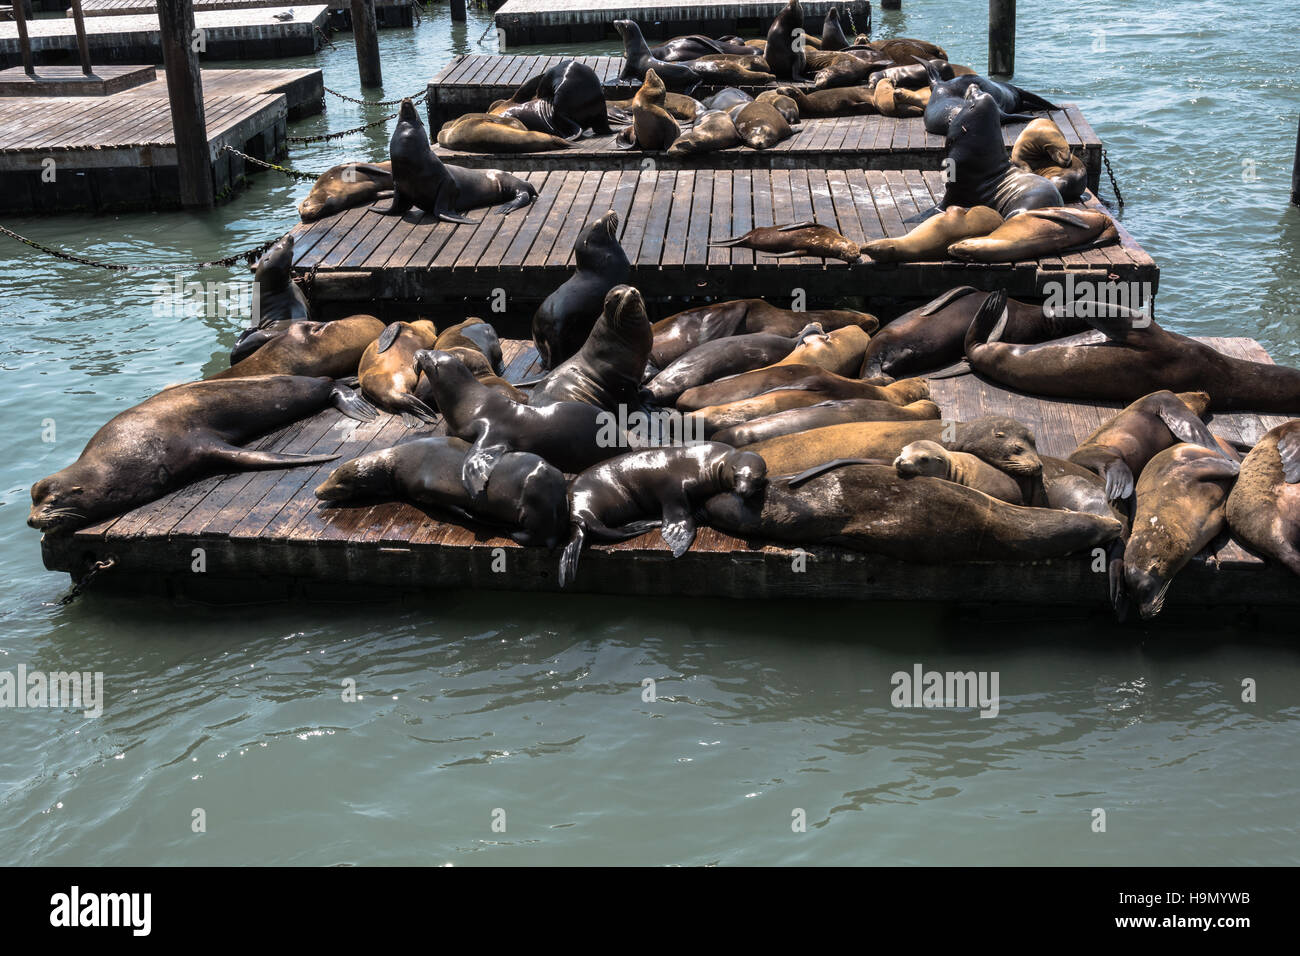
[330, 385, 379, 422]
[375, 323, 402, 354]
[1010, 87, 1060, 112]
[371, 190, 413, 216]
[394, 394, 440, 427]
[438, 210, 482, 225]
[558, 522, 586, 588]
[998, 111, 1038, 125]
[497, 189, 536, 215]
[926, 360, 973, 379]
[1183, 457, 1242, 481]
[777, 220, 818, 231]
[607, 106, 632, 125]
[709, 232, 755, 247]
[918, 285, 981, 317]
[782, 457, 891, 488]
[1100, 460, 1135, 503]
[912, 56, 943, 86]
[462, 439, 507, 498]
[764, 249, 813, 258]
[1109, 539, 1130, 620]
[659, 502, 697, 558]
[962, 289, 1010, 353]
[207, 444, 341, 471]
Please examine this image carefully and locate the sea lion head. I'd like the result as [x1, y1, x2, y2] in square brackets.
[721, 450, 768, 498]
[1124, 555, 1174, 621]
[397, 97, 421, 127]
[638, 69, 667, 108]
[315, 448, 397, 502]
[495, 454, 569, 549]
[252, 234, 294, 284]
[893, 440, 951, 479]
[413, 348, 478, 399]
[1011, 118, 1072, 170]
[959, 416, 1042, 477]
[602, 284, 649, 338]
[28, 468, 98, 534]
[573, 210, 626, 272]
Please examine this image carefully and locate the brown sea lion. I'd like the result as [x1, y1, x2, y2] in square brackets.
[433, 317, 504, 375]
[666, 110, 742, 155]
[358, 319, 442, 425]
[767, 325, 871, 376]
[436, 113, 572, 153]
[894, 440, 1024, 504]
[646, 323, 823, 406]
[530, 286, 653, 411]
[861, 205, 1004, 263]
[617, 102, 681, 151]
[871, 38, 948, 65]
[731, 100, 797, 149]
[1010, 118, 1088, 203]
[677, 365, 929, 412]
[1123, 443, 1240, 620]
[870, 77, 930, 117]
[209, 316, 385, 381]
[773, 85, 877, 117]
[812, 51, 881, 90]
[298, 161, 393, 223]
[868, 60, 973, 91]
[948, 207, 1118, 261]
[755, 90, 802, 124]
[712, 398, 942, 445]
[1225, 421, 1300, 577]
[689, 393, 935, 436]
[607, 91, 702, 123]
[709, 222, 862, 263]
[690, 53, 776, 85]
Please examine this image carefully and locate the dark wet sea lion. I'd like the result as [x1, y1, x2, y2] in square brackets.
[314, 436, 569, 548]
[678, 365, 929, 412]
[358, 319, 442, 425]
[436, 113, 572, 153]
[948, 207, 1117, 261]
[964, 294, 1300, 413]
[491, 59, 611, 137]
[713, 398, 942, 445]
[1226, 421, 1300, 577]
[646, 323, 823, 405]
[210, 316, 384, 381]
[821, 6, 850, 50]
[650, 34, 754, 61]
[414, 350, 625, 495]
[1123, 443, 1240, 619]
[666, 109, 742, 155]
[1010, 118, 1087, 202]
[28, 376, 376, 534]
[615, 19, 701, 89]
[773, 85, 877, 117]
[251, 234, 309, 328]
[374, 99, 537, 223]
[298, 161, 393, 222]
[710, 222, 862, 263]
[812, 51, 881, 90]
[894, 439, 1023, 503]
[861, 205, 1004, 263]
[560, 443, 768, 585]
[921, 60, 1057, 135]
[530, 286, 652, 411]
[868, 60, 968, 91]
[731, 100, 797, 149]
[765, 0, 807, 81]
[702, 461, 1121, 562]
[532, 210, 631, 370]
[434, 317, 503, 375]
[651, 299, 877, 368]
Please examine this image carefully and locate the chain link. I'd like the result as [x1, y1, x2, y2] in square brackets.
[288, 110, 399, 144]
[313, 24, 338, 50]
[323, 86, 427, 108]
[1101, 146, 1125, 212]
[59, 557, 116, 606]
[220, 144, 322, 182]
[0, 225, 279, 273]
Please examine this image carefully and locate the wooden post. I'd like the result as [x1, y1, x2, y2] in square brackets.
[451, 0, 467, 21]
[69, 0, 95, 77]
[989, 0, 1015, 77]
[11, 0, 35, 77]
[350, 0, 382, 88]
[1292, 116, 1300, 206]
[155, 0, 214, 208]
[881, 0, 901, 9]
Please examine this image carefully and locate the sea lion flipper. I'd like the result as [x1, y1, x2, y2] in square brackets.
[1278, 427, 1300, 483]
[927, 360, 973, 379]
[438, 210, 482, 225]
[1009, 86, 1060, 112]
[559, 522, 586, 588]
[375, 323, 402, 354]
[763, 249, 812, 258]
[371, 190, 413, 216]
[1100, 460, 1135, 503]
[962, 289, 1009, 353]
[660, 512, 697, 558]
[1155, 403, 1235, 461]
[330, 384, 379, 422]
[1182, 457, 1241, 482]
[782, 457, 890, 487]
[462, 437, 507, 497]
[394, 393, 439, 426]
[1027, 208, 1091, 229]
[206, 444, 341, 471]
[917, 285, 980, 317]
[496, 189, 536, 215]
[778, 221, 818, 232]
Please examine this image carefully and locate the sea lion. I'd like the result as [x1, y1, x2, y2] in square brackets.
[861, 206, 1004, 262]
[614, 19, 702, 89]
[740, 415, 1043, 480]
[28, 376, 376, 534]
[646, 323, 823, 405]
[250, 234, 309, 329]
[666, 109, 742, 155]
[436, 113, 572, 153]
[560, 443, 768, 585]
[530, 286, 653, 411]
[651, 299, 878, 367]
[434, 317, 504, 375]
[821, 6, 851, 51]
[712, 398, 942, 445]
[298, 161, 393, 223]
[607, 91, 702, 124]
[690, 53, 777, 85]
[701, 88, 753, 112]
[702, 461, 1121, 563]
[414, 350, 626, 495]
[764, 0, 807, 80]
[871, 77, 928, 117]
[963, 293, 1300, 413]
[731, 100, 797, 149]
[868, 60, 970, 91]
[920, 60, 1057, 135]
[1225, 421, 1300, 577]
[1067, 390, 1231, 502]
[948, 207, 1118, 261]
[374, 99, 537, 223]
[532, 209, 631, 370]
[872, 38, 949, 66]
[767, 325, 871, 376]
[650, 34, 754, 61]
[357, 320, 442, 425]
[813, 51, 882, 90]
[613, 70, 682, 150]
[773, 85, 877, 117]
[1010, 118, 1088, 202]
[894, 440, 1024, 503]
[709, 222, 862, 263]
[1123, 443, 1241, 619]
[210, 316, 385, 381]
[490, 59, 611, 137]
[755, 90, 801, 125]
[678, 365, 929, 412]
[689, 393, 937, 436]
[314, 436, 569, 548]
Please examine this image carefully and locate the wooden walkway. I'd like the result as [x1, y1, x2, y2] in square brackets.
[0, 68, 322, 212]
[0, 6, 329, 69]
[285, 169, 1154, 304]
[494, 0, 871, 46]
[74, 0, 416, 28]
[40, 336, 1299, 609]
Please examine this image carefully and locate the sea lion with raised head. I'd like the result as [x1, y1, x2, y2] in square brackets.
[894, 440, 1024, 503]
[1225, 421, 1300, 577]
[357, 320, 442, 425]
[709, 222, 862, 263]
[765, 0, 807, 80]
[211, 316, 384, 381]
[613, 70, 682, 150]
[614, 19, 702, 89]
[250, 234, 309, 328]
[647, 323, 824, 405]
[436, 113, 572, 153]
[678, 366, 929, 412]
[530, 286, 653, 411]
[712, 398, 942, 445]
[821, 6, 851, 50]
[298, 161, 393, 223]
[28, 376, 376, 534]
[731, 100, 798, 149]
[1010, 118, 1087, 202]
[948, 207, 1118, 261]
[861, 206, 1004, 262]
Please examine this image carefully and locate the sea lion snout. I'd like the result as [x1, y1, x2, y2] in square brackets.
[28, 477, 86, 532]
[398, 98, 420, 124]
[1124, 564, 1171, 620]
[725, 451, 768, 496]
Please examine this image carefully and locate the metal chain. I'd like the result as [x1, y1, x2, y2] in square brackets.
[313, 24, 338, 50]
[220, 144, 322, 181]
[1101, 146, 1125, 212]
[324, 86, 427, 108]
[0, 225, 279, 272]
[59, 557, 116, 606]
[288, 110, 399, 144]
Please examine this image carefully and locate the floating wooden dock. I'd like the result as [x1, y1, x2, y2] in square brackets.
[494, 0, 871, 47]
[434, 106, 1103, 191]
[40, 336, 1299, 609]
[0, 6, 330, 69]
[74, 0, 416, 29]
[0, 67, 323, 213]
[284, 169, 1153, 306]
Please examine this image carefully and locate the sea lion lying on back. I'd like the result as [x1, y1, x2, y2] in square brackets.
[434, 317, 504, 376]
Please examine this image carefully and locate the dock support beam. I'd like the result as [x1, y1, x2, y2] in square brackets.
[12, 0, 35, 77]
[69, 0, 95, 77]
[156, 0, 214, 209]
[989, 0, 1015, 78]
[451, 0, 466, 21]
[350, 0, 383, 88]
[881, 0, 900, 9]
[1293, 116, 1300, 206]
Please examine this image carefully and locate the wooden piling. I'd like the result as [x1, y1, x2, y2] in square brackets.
[881, 0, 900, 9]
[988, 0, 1015, 78]
[1292, 115, 1299, 206]
[69, 0, 95, 76]
[11, 0, 34, 76]
[350, 0, 382, 87]
[155, 0, 214, 208]
[451, 0, 466, 22]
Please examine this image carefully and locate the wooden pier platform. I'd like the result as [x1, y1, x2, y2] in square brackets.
[39, 336, 1299, 610]
[284, 169, 1153, 306]
[0, 67, 323, 213]
[0, 6, 330, 70]
[494, 0, 871, 47]
[74, 0, 416, 29]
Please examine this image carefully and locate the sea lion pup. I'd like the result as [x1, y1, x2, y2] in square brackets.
[713, 398, 942, 445]
[894, 440, 1024, 504]
[666, 109, 742, 155]
[1226, 422, 1300, 577]
[919, 59, 1057, 136]
[209, 316, 385, 381]
[614, 19, 701, 89]
[28, 376, 377, 534]
[434, 317, 504, 375]
[948, 207, 1118, 261]
[710, 222, 863, 263]
[740, 415, 1042, 480]
[678, 365, 928, 412]
[314, 436, 569, 549]
[766, 325, 871, 376]
[1066, 390, 1231, 502]
[821, 6, 851, 50]
[861, 206, 1004, 262]
[532, 210, 631, 370]
[298, 161, 393, 222]
[414, 350, 625, 496]
[373, 99, 537, 223]
[530, 286, 653, 411]
[560, 443, 768, 584]
[646, 323, 824, 405]
[755, 90, 801, 125]
[764, 0, 807, 80]
[436, 113, 572, 153]
[1010, 118, 1088, 202]
[730, 100, 797, 149]
[772, 85, 876, 117]
[702, 461, 1121, 563]
[356, 320, 442, 426]
[1123, 443, 1241, 620]
[651, 299, 878, 367]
